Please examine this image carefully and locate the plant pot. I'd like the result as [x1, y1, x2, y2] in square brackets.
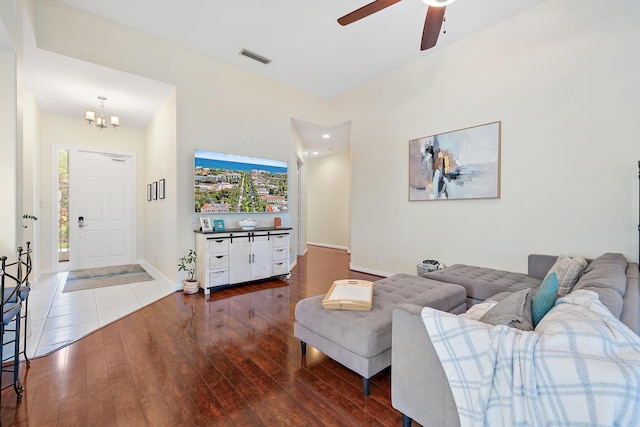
[183, 279, 199, 294]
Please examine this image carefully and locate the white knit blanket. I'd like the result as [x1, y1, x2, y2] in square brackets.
[422, 290, 640, 427]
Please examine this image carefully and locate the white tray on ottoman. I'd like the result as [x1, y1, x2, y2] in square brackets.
[322, 279, 373, 311]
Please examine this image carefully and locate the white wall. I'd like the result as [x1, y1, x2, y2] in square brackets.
[0, 0, 22, 257]
[144, 90, 177, 282]
[0, 48, 18, 257]
[331, 0, 640, 276]
[290, 123, 309, 259]
[32, 0, 330, 274]
[23, 0, 640, 280]
[22, 90, 40, 273]
[307, 150, 350, 250]
[38, 113, 145, 272]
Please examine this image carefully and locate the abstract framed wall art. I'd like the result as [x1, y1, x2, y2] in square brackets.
[409, 121, 501, 201]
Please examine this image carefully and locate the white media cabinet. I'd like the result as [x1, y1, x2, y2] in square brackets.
[194, 227, 291, 294]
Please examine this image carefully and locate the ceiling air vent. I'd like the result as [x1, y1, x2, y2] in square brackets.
[239, 49, 272, 65]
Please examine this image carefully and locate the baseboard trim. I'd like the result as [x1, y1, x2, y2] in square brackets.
[349, 263, 392, 278]
[307, 242, 349, 251]
[138, 259, 181, 291]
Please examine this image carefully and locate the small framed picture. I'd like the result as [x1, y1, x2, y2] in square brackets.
[147, 184, 152, 201]
[159, 179, 165, 199]
[214, 220, 225, 232]
[200, 217, 213, 232]
[152, 181, 158, 200]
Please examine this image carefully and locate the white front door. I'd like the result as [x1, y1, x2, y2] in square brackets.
[69, 149, 135, 270]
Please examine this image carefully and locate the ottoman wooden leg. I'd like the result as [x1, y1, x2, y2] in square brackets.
[363, 377, 370, 396]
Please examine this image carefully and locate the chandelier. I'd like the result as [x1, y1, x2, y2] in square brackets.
[85, 96, 119, 129]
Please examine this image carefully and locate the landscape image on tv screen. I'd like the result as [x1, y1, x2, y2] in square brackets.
[194, 150, 288, 214]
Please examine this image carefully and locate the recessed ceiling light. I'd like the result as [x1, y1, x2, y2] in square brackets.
[322, 134, 331, 139]
[312, 151, 319, 155]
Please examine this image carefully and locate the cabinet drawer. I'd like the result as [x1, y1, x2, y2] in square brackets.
[209, 254, 229, 269]
[272, 248, 287, 261]
[271, 234, 288, 248]
[272, 262, 288, 276]
[208, 270, 229, 286]
[208, 239, 229, 254]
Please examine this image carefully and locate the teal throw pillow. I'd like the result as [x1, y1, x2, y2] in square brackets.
[532, 272, 559, 327]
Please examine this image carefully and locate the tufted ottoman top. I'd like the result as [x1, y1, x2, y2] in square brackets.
[424, 264, 542, 303]
[294, 274, 465, 358]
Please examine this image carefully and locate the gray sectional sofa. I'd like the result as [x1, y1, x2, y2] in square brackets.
[391, 253, 640, 427]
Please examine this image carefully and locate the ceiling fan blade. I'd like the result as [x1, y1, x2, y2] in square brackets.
[421, 6, 446, 51]
[338, 0, 402, 26]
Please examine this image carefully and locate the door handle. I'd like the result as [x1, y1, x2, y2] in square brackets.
[78, 216, 87, 228]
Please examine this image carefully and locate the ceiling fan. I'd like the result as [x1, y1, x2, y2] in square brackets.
[337, 0, 456, 51]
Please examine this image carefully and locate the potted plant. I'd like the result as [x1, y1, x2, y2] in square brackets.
[178, 249, 199, 294]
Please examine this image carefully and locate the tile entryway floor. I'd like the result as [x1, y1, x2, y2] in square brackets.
[26, 263, 176, 357]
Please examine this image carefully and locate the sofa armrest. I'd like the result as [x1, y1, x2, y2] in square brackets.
[391, 304, 460, 427]
[621, 262, 640, 335]
[527, 254, 558, 280]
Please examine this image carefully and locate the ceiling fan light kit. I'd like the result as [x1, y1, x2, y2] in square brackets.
[338, 0, 454, 51]
[422, 0, 456, 6]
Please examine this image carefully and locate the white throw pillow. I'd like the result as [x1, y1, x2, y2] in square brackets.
[548, 255, 588, 297]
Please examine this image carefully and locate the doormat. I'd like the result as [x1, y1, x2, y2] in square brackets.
[62, 264, 153, 293]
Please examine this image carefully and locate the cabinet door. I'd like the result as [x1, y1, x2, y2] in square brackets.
[251, 236, 271, 280]
[228, 237, 251, 284]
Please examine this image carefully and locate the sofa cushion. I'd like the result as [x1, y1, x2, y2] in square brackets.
[548, 255, 588, 297]
[573, 253, 627, 297]
[580, 287, 624, 319]
[532, 273, 559, 326]
[479, 288, 533, 331]
[424, 265, 541, 303]
[488, 291, 527, 302]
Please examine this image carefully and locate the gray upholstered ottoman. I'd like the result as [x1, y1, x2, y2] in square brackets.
[293, 273, 466, 395]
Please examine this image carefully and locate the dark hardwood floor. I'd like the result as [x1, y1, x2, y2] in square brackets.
[1, 246, 406, 426]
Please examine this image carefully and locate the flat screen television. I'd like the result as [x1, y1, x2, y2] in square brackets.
[194, 149, 288, 214]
